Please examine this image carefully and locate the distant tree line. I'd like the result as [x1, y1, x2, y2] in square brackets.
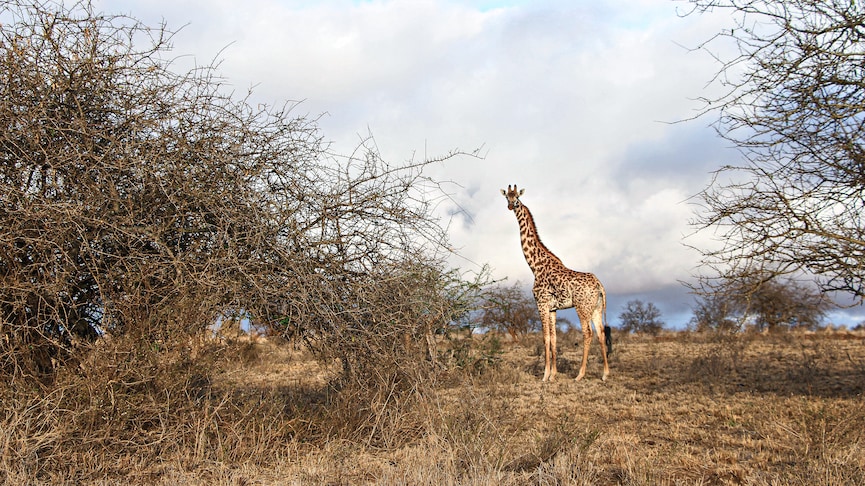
[478, 281, 832, 336]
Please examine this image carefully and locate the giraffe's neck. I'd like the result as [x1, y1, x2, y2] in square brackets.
[514, 203, 563, 275]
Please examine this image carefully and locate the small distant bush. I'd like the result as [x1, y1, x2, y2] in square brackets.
[618, 300, 665, 335]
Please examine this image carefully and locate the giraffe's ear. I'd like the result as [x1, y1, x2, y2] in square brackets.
[519, 189, 525, 196]
[500, 189, 506, 196]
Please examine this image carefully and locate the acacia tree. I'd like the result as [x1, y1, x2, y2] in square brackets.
[687, 0, 865, 300]
[689, 293, 743, 332]
[618, 299, 665, 335]
[690, 276, 829, 331]
[477, 281, 540, 342]
[749, 278, 830, 331]
[0, 0, 478, 382]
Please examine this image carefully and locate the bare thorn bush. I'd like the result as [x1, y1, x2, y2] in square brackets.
[0, 0, 485, 478]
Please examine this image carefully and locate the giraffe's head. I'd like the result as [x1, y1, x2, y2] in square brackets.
[500, 184, 525, 211]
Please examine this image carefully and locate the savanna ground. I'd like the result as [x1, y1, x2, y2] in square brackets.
[3, 330, 864, 485]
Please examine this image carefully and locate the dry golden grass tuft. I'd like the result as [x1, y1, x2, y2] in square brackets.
[2, 330, 864, 484]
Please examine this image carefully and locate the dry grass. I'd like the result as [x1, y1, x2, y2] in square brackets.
[2, 330, 864, 485]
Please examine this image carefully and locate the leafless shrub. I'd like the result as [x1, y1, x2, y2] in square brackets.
[0, 0, 481, 383]
[0, 0, 486, 477]
[475, 281, 540, 343]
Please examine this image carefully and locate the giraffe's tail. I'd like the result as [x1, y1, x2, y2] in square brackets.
[599, 284, 612, 358]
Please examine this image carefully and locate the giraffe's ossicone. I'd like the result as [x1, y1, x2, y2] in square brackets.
[501, 184, 610, 382]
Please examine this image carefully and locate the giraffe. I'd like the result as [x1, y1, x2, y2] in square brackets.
[501, 184, 610, 382]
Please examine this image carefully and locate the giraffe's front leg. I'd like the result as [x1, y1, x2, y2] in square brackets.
[539, 305, 553, 382]
[548, 310, 557, 382]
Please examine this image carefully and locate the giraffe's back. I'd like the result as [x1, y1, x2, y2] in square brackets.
[534, 267, 603, 312]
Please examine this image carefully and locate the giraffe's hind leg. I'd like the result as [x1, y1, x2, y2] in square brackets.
[592, 306, 610, 381]
[575, 313, 592, 381]
[548, 310, 557, 381]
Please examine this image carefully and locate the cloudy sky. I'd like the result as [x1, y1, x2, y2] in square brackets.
[91, 0, 862, 328]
